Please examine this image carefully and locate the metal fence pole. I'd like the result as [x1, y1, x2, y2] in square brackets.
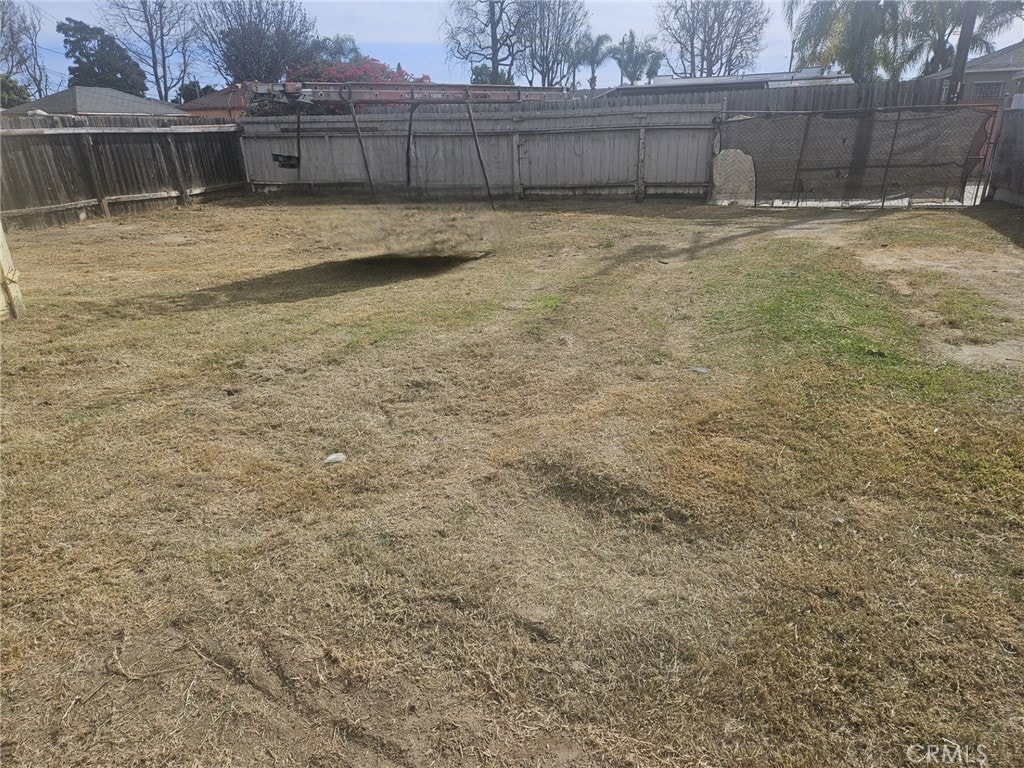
[405, 103, 420, 188]
[465, 101, 496, 210]
[791, 114, 813, 207]
[879, 108, 903, 209]
[347, 101, 376, 198]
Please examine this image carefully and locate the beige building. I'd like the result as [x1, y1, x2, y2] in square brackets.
[927, 40, 1024, 103]
[180, 83, 253, 121]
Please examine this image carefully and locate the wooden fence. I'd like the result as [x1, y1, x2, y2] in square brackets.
[240, 105, 721, 199]
[341, 77, 947, 116]
[0, 116, 246, 229]
[595, 77, 947, 113]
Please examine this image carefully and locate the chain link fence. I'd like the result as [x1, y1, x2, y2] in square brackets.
[716, 106, 997, 207]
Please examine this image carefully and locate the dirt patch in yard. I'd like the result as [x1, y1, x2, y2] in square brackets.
[838, 207, 1024, 370]
[2, 198, 1022, 767]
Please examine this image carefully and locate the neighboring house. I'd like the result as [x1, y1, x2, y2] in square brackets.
[926, 39, 1024, 103]
[180, 83, 253, 120]
[642, 66, 855, 92]
[1, 86, 187, 116]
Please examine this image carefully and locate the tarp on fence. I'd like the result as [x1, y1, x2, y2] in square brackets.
[990, 109, 1024, 207]
[717, 106, 995, 205]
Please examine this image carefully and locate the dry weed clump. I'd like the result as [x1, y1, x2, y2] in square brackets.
[2, 198, 1022, 767]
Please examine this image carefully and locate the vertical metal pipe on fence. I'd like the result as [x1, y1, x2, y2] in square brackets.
[879, 108, 903, 209]
[635, 127, 646, 202]
[980, 104, 1005, 205]
[405, 103, 420, 188]
[465, 101, 496, 210]
[791, 114, 813, 207]
[348, 102, 376, 197]
[295, 105, 302, 183]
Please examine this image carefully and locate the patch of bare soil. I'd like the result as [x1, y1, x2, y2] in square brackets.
[853, 215, 1024, 369]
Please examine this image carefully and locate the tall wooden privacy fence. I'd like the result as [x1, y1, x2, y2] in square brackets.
[1, 116, 246, 229]
[241, 105, 721, 199]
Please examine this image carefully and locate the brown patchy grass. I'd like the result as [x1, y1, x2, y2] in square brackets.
[2, 198, 1022, 767]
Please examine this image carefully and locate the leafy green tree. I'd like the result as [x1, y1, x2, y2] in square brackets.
[1, 72, 31, 106]
[58, 17, 148, 95]
[471, 63, 513, 83]
[175, 79, 216, 102]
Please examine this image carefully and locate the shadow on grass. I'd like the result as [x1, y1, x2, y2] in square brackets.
[960, 201, 1024, 249]
[162, 252, 482, 311]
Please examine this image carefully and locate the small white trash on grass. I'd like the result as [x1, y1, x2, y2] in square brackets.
[324, 452, 347, 464]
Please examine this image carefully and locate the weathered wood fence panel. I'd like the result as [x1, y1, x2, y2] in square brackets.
[240, 105, 721, 199]
[0, 117, 246, 229]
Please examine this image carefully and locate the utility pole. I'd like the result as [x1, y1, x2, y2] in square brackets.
[945, 0, 979, 104]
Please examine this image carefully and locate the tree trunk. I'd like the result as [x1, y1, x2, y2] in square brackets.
[489, 0, 499, 84]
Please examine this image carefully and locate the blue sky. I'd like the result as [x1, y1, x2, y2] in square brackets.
[30, 1, 1024, 97]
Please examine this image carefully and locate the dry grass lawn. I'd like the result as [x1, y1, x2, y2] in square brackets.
[2, 197, 1023, 767]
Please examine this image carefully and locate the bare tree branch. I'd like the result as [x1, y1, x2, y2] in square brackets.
[443, 0, 523, 83]
[195, 0, 318, 84]
[1, 0, 49, 96]
[657, 0, 770, 78]
[516, 0, 590, 87]
[99, 0, 197, 101]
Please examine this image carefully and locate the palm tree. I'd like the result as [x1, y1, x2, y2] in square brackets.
[785, 0, 1024, 81]
[578, 31, 613, 90]
[610, 29, 662, 86]
[785, 0, 899, 82]
[645, 50, 665, 84]
[900, 1, 1022, 76]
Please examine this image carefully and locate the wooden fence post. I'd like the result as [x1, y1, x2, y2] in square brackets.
[1, 229, 26, 320]
[512, 132, 522, 199]
[635, 127, 646, 202]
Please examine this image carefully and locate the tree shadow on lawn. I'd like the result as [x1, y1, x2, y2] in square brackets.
[162, 252, 483, 312]
[960, 201, 1024, 249]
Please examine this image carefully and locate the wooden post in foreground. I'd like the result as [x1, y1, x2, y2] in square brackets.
[1, 229, 26, 320]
